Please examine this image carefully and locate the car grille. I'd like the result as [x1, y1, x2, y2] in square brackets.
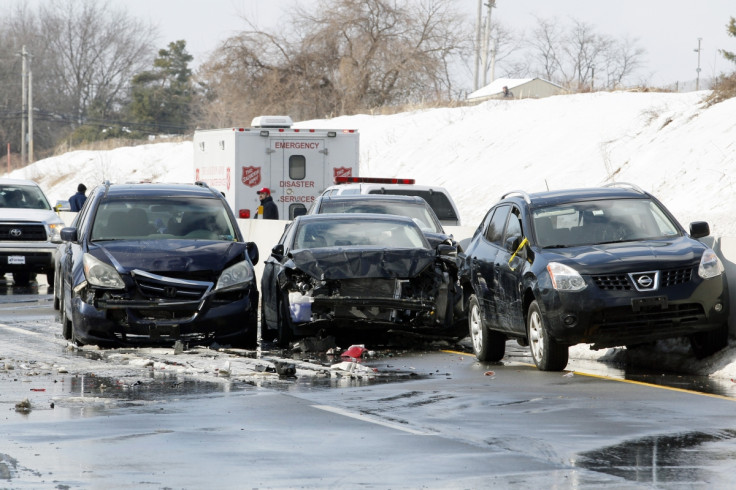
[132, 269, 213, 301]
[590, 302, 706, 346]
[592, 267, 693, 291]
[0, 223, 47, 241]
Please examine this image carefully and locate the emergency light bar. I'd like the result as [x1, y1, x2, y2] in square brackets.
[334, 177, 416, 185]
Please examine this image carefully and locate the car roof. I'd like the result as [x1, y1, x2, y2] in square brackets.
[96, 182, 221, 199]
[0, 178, 42, 187]
[295, 212, 417, 225]
[501, 185, 651, 209]
[319, 194, 428, 204]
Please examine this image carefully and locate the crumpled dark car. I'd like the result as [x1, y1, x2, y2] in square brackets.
[260, 213, 465, 346]
[57, 182, 259, 347]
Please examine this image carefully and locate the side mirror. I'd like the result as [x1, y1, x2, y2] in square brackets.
[690, 221, 710, 239]
[437, 243, 457, 257]
[246, 241, 259, 266]
[271, 243, 285, 259]
[60, 227, 78, 242]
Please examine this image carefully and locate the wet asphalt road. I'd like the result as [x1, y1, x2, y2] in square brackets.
[2, 277, 736, 488]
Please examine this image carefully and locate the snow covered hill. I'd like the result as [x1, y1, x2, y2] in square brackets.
[17, 91, 736, 237]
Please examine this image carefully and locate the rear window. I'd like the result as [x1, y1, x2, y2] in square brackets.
[367, 189, 458, 221]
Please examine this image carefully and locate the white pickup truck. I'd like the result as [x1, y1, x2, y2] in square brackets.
[0, 178, 65, 287]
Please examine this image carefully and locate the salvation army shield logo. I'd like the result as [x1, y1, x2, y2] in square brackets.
[334, 167, 352, 179]
[242, 166, 261, 187]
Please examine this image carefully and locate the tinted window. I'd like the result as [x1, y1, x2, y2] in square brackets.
[368, 189, 457, 221]
[317, 200, 442, 233]
[484, 205, 510, 244]
[91, 198, 235, 241]
[532, 198, 680, 247]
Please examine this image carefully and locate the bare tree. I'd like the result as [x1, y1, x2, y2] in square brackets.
[524, 16, 645, 92]
[526, 16, 564, 82]
[196, 0, 467, 126]
[37, 0, 157, 123]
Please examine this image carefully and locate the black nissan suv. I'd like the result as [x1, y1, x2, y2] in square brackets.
[461, 183, 729, 371]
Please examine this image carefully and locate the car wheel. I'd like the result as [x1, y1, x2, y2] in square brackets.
[690, 323, 729, 359]
[234, 308, 258, 349]
[526, 300, 568, 371]
[277, 295, 295, 348]
[61, 300, 72, 340]
[12, 271, 31, 287]
[468, 294, 505, 362]
[53, 271, 61, 310]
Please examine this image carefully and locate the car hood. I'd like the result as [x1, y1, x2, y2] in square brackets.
[287, 248, 436, 280]
[542, 237, 705, 274]
[0, 208, 62, 224]
[92, 240, 248, 273]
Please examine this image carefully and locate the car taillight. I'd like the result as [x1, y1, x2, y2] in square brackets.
[239, 209, 250, 218]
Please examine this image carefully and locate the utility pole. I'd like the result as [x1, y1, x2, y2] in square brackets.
[28, 66, 33, 163]
[20, 45, 26, 166]
[694, 37, 702, 91]
[481, 0, 496, 87]
[473, 0, 482, 91]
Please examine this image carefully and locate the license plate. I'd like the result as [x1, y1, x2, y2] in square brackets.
[631, 296, 667, 312]
[8, 256, 25, 265]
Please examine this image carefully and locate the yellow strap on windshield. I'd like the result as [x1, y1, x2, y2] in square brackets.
[508, 237, 528, 271]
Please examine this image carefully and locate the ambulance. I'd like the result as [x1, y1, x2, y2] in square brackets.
[193, 116, 359, 220]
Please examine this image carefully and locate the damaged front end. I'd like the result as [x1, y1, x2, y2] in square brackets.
[74, 250, 257, 345]
[279, 248, 458, 335]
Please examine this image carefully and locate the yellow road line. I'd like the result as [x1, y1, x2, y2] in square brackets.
[442, 349, 736, 402]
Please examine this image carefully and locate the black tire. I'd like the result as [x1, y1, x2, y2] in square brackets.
[468, 294, 505, 362]
[526, 300, 568, 371]
[61, 300, 72, 340]
[12, 271, 31, 287]
[277, 295, 295, 348]
[53, 272, 61, 311]
[690, 323, 729, 359]
[232, 308, 258, 349]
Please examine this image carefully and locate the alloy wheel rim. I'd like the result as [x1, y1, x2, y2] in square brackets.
[529, 311, 543, 361]
[470, 304, 483, 354]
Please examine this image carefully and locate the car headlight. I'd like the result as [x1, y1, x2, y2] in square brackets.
[698, 249, 724, 279]
[216, 260, 255, 290]
[547, 262, 587, 291]
[83, 253, 125, 289]
[48, 222, 64, 239]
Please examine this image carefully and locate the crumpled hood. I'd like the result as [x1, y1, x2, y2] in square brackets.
[91, 240, 248, 273]
[288, 248, 436, 280]
[543, 237, 705, 274]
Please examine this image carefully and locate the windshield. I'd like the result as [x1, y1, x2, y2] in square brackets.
[91, 198, 237, 241]
[318, 200, 443, 233]
[294, 217, 428, 250]
[0, 184, 51, 210]
[532, 198, 681, 248]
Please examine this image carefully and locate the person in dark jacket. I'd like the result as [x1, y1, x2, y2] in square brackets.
[257, 187, 279, 219]
[69, 183, 87, 212]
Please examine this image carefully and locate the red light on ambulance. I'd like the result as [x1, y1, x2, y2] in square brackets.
[334, 176, 415, 185]
[239, 209, 251, 218]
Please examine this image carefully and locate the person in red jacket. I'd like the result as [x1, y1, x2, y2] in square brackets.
[257, 187, 279, 219]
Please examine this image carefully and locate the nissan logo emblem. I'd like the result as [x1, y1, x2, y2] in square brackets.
[9, 228, 22, 238]
[637, 275, 653, 288]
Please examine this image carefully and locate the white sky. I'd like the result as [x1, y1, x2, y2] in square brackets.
[113, 0, 736, 89]
[9, 90, 736, 383]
